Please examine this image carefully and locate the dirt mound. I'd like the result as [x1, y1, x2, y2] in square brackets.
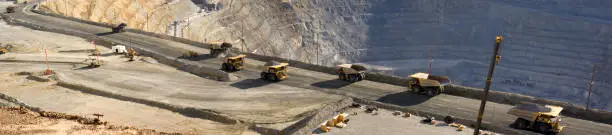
[0, 107, 190, 135]
[0, 42, 39, 53]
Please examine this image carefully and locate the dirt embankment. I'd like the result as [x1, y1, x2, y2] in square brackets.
[0, 106, 191, 135]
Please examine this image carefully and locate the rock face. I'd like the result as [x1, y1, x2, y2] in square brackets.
[349, 0, 612, 110]
[36, 0, 612, 110]
[38, 0, 199, 34]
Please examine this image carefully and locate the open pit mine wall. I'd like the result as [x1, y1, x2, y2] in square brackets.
[37, 0, 199, 34]
[35, 0, 372, 66]
[18, 1, 612, 126]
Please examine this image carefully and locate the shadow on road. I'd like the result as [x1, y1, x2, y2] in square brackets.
[178, 54, 216, 61]
[310, 79, 352, 89]
[376, 91, 431, 106]
[99, 52, 117, 57]
[95, 31, 115, 36]
[58, 49, 95, 53]
[230, 78, 272, 89]
[74, 65, 96, 70]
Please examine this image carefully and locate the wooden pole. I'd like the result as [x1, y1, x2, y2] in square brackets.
[474, 36, 503, 135]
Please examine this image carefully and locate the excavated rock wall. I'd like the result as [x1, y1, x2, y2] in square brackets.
[37, 0, 198, 34]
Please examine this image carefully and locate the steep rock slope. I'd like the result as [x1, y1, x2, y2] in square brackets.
[352, 0, 612, 110]
[38, 0, 199, 34]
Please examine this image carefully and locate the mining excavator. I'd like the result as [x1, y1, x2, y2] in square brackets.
[508, 102, 564, 134]
[221, 54, 246, 72]
[112, 23, 127, 33]
[125, 47, 138, 61]
[208, 42, 232, 57]
[408, 72, 451, 96]
[261, 61, 288, 81]
[336, 64, 367, 82]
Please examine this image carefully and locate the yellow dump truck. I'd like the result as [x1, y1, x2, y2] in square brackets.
[408, 72, 451, 96]
[261, 61, 288, 81]
[208, 42, 232, 56]
[508, 102, 564, 134]
[336, 64, 366, 82]
[221, 54, 246, 72]
[0, 47, 7, 55]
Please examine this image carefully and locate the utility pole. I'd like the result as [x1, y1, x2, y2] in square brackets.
[429, 48, 433, 74]
[241, 20, 246, 52]
[173, 20, 178, 37]
[316, 20, 320, 65]
[586, 64, 597, 110]
[474, 36, 503, 135]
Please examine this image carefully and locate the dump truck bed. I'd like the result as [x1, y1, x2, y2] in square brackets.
[508, 103, 564, 120]
[336, 64, 367, 74]
[267, 63, 289, 68]
[228, 54, 246, 59]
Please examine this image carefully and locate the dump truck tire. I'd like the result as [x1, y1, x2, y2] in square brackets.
[443, 116, 455, 124]
[269, 74, 277, 81]
[535, 122, 552, 133]
[260, 72, 267, 80]
[513, 118, 529, 129]
[228, 64, 235, 71]
[221, 63, 227, 71]
[426, 88, 436, 97]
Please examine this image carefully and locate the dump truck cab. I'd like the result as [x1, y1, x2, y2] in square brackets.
[208, 42, 232, 57]
[336, 64, 366, 82]
[408, 72, 450, 96]
[221, 54, 246, 72]
[261, 61, 288, 81]
[508, 102, 564, 134]
[112, 23, 127, 33]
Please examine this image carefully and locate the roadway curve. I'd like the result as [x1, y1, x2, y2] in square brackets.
[4, 3, 612, 135]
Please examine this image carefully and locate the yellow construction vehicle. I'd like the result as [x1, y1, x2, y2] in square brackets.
[408, 72, 451, 96]
[0, 47, 7, 55]
[182, 51, 199, 58]
[125, 47, 138, 61]
[83, 58, 104, 68]
[208, 42, 232, 56]
[112, 23, 127, 33]
[508, 102, 564, 134]
[221, 54, 246, 72]
[260, 61, 288, 81]
[91, 48, 101, 56]
[336, 64, 367, 82]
